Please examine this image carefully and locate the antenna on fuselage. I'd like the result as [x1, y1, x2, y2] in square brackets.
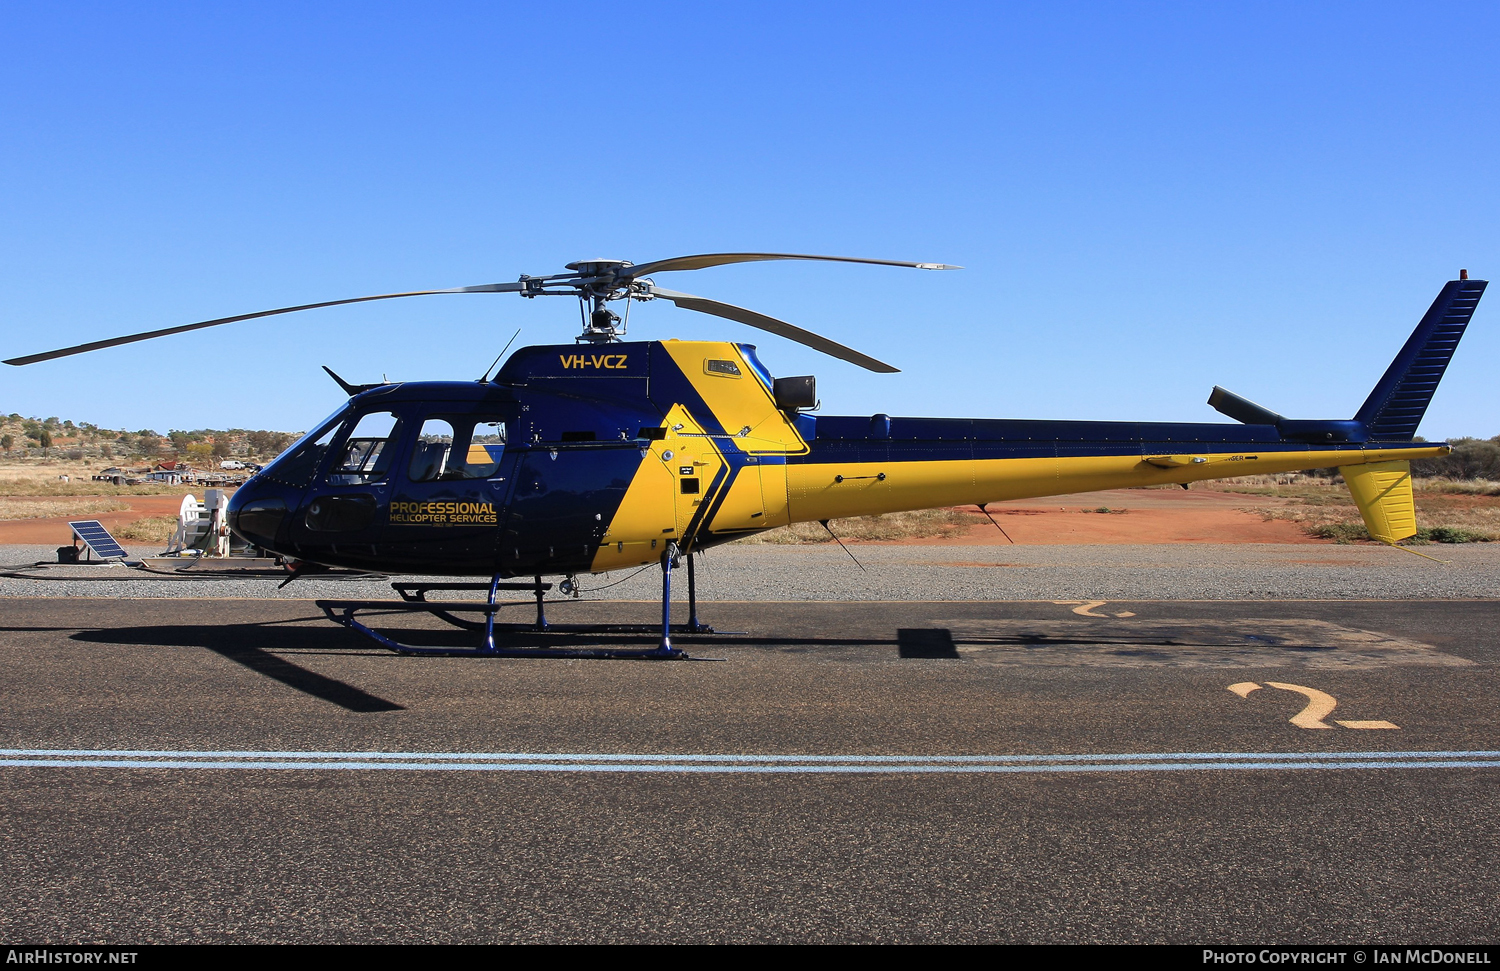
[977, 504, 1016, 544]
[819, 519, 866, 573]
[479, 328, 522, 382]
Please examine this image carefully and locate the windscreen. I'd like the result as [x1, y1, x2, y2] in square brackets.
[259, 405, 350, 488]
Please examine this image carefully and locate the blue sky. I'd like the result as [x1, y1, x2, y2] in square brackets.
[1, 2, 1495, 438]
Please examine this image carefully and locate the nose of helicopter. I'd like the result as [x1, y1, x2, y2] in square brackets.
[227, 479, 290, 551]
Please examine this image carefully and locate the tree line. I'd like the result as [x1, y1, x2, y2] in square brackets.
[0, 413, 300, 463]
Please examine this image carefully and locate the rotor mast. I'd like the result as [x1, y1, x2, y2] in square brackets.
[513, 259, 644, 343]
[569, 259, 636, 343]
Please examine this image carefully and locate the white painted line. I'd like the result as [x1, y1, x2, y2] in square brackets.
[3, 748, 1497, 761]
[0, 749, 1495, 774]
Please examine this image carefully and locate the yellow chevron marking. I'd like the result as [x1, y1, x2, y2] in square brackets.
[666, 407, 727, 548]
[660, 341, 808, 455]
[591, 405, 732, 570]
[590, 416, 680, 573]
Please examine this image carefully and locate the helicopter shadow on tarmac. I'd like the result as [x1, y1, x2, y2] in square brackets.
[67, 619, 406, 713]
[57, 616, 965, 712]
[58, 613, 1446, 715]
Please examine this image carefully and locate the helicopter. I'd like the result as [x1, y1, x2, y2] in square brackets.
[6, 254, 1486, 659]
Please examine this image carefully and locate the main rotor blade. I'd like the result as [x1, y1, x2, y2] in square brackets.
[645, 285, 900, 373]
[4, 282, 525, 366]
[624, 252, 961, 280]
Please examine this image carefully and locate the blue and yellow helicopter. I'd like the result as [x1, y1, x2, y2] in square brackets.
[6, 254, 1485, 658]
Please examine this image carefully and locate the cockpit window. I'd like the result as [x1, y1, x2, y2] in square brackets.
[260, 407, 347, 488]
[329, 411, 403, 484]
[409, 416, 507, 482]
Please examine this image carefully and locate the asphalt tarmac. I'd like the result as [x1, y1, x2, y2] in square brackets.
[1, 595, 1497, 943]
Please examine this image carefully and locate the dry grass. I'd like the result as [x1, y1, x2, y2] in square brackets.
[1203, 477, 1350, 502]
[0, 497, 131, 521]
[115, 517, 178, 543]
[1206, 474, 1500, 498]
[1192, 473, 1325, 490]
[735, 507, 987, 545]
[1405, 494, 1500, 539]
[0, 464, 187, 497]
[1416, 478, 1500, 496]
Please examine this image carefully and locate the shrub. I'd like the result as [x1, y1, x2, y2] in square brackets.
[1411, 437, 1500, 480]
[1418, 526, 1495, 543]
[1309, 522, 1368, 543]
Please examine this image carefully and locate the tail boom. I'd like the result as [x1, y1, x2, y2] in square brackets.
[784, 443, 1446, 523]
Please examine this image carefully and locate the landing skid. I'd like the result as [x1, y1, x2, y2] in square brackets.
[317, 546, 728, 658]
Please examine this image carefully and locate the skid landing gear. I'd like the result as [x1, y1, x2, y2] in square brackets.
[316, 547, 724, 658]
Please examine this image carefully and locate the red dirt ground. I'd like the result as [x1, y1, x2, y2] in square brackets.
[0, 487, 1318, 547]
[870, 488, 1320, 545]
[0, 495, 188, 546]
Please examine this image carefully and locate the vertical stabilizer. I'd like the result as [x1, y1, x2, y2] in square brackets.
[1341, 461, 1417, 544]
[1355, 279, 1486, 441]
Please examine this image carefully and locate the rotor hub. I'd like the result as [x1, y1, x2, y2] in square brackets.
[564, 259, 633, 277]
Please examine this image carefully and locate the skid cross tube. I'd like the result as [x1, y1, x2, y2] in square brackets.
[393, 579, 552, 632]
[317, 570, 693, 658]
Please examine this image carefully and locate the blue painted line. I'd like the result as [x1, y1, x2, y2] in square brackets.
[0, 749, 1496, 774]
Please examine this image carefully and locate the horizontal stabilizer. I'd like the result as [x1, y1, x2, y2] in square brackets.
[1208, 386, 1284, 426]
[1341, 461, 1417, 544]
[1355, 278, 1486, 441]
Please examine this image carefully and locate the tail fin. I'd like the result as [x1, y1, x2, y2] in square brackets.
[1341, 460, 1418, 544]
[1355, 277, 1486, 441]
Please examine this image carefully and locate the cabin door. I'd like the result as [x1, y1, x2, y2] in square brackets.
[285, 408, 405, 570]
[386, 412, 513, 574]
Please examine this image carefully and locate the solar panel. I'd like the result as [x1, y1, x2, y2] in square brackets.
[68, 520, 130, 560]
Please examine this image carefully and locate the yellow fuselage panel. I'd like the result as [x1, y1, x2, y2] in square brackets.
[785, 446, 1447, 523]
[658, 341, 809, 454]
[592, 404, 731, 571]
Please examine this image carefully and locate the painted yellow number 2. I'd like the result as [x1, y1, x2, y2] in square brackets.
[1228, 681, 1399, 730]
